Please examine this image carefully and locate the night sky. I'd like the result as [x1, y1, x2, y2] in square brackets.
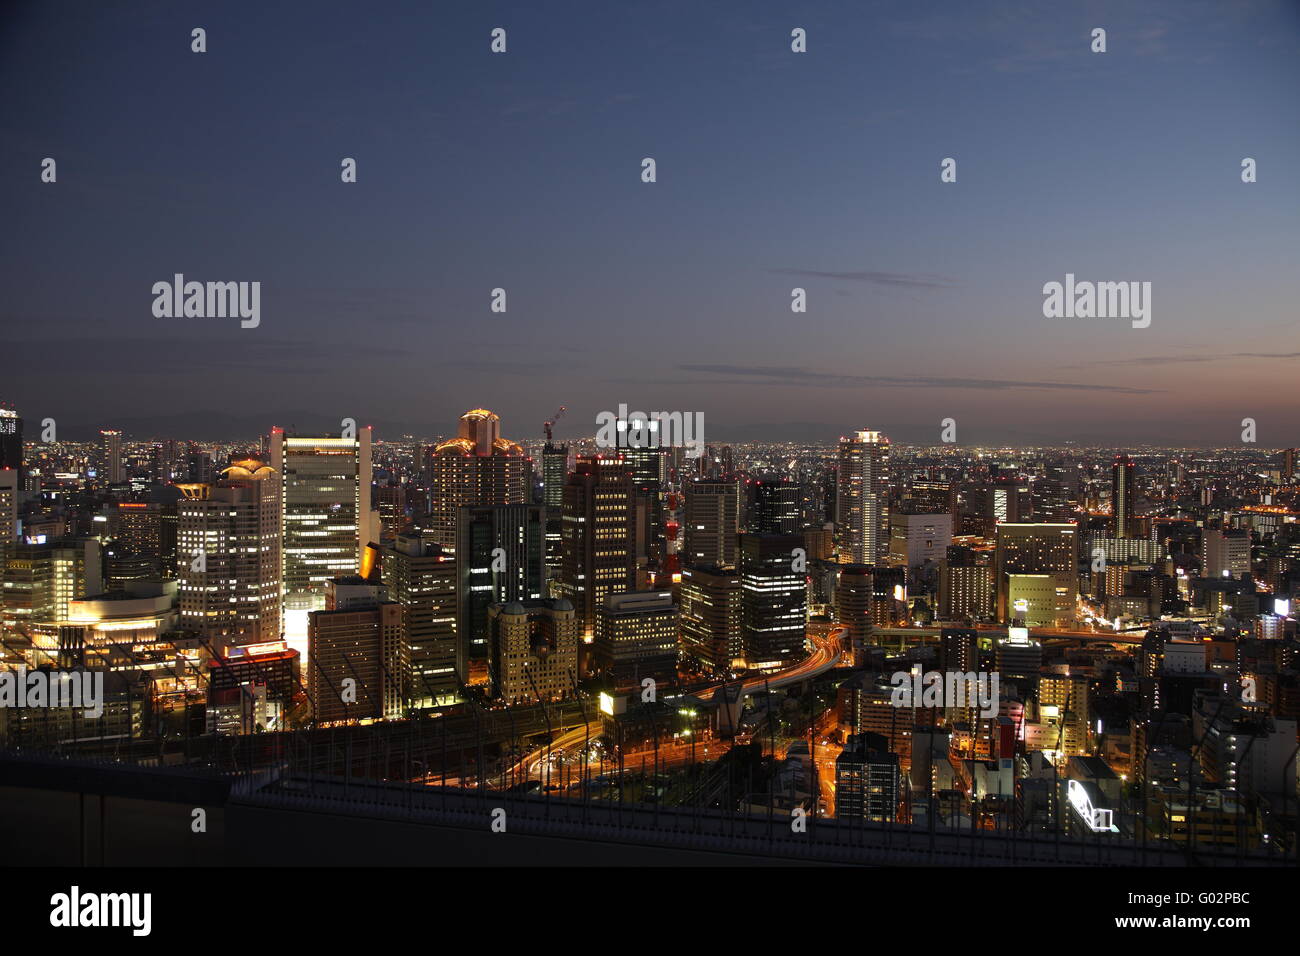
[3, 0, 1298, 444]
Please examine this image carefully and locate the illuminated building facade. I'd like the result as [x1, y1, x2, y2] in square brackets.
[993, 522, 1078, 624]
[542, 440, 568, 579]
[0, 467, 17, 545]
[1039, 672, 1090, 756]
[454, 503, 544, 682]
[740, 533, 806, 670]
[1112, 454, 1136, 538]
[750, 479, 800, 535]
[176, 460, 282, 645]
[683, 478, 739, 570]
[592, 590, 679, 689]
[100, 429, 124, 484]
[0, 537, 102, 638]
[1202, 526, 1250, 580]
[426, 409, 529, 551]
[0, 407, 21, 472]
[270, 428, 377, 623]
[836, 429, 890, 564]
[557, 455, 636, 642]
[487, 598, 579, 705]
[678, 564, 741, 673]
[385, 534, 458, 707]
[308, 583, 405, 722]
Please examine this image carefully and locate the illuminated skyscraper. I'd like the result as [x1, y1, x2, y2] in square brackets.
[308, 580, 405, 722]
[837, 429, 890, 564]
[0, 538, 102, 638]
[678, 564, 741, 673]
[487, 598, 579, 705]
[426, 409, 530, 551]
[0, 467, 17, 545]
[740, 532, 807, 670]
[592, 590, 679, 690]
[1202, 526, 1250, 580]
[455, 503, 545, 682]
[626, 447, 667, 567]
[683, 478, 740, 570]
[750, 479, 801, 534]
[269, 427, 377, 651]
[175, 459, 282, 645]
[541, 440, 569, 579]
[557, 455, 636, 642]
[100, 429, 124, 484]
[384, 534, 458, 707]
[993, 522, 1078, 624]
[1112, 454, 1135, 538]
[0, 406, 21, 472]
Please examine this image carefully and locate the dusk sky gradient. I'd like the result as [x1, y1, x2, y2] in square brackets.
[3, 0, 1298, 444]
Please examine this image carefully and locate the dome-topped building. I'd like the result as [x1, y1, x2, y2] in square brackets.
[425, 409, 531, 550]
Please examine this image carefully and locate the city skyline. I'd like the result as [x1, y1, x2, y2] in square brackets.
[4, 0, 1300, 899]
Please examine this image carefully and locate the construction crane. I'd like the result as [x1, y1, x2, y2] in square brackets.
[543, 406, 567, 442]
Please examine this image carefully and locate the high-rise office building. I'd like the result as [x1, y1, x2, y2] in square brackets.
[939, 558, 994, 622]
[308, 579, 405, 722]
[557, 455, 636, 642]
[683, 478, 740, 570]
[455, 503, 545, 682]
[1039, 672, 1090, 756]
[0, 407, 22, 472]
[592, 590, 679, 689]
[0, 538, 103, 638]
[740, 533, 807, 669]
[940, 627, 979, 673]
[835, 564, 874, 656]
[100, 429, 124, 484]
[1112, 454, 1136, 538]
[185, 442, 214, 484]
[836, 429, 890, 564]
[908, 479, 957, 521]
[487, 598, 579, 705]
[151, 439, 183, 484]
[678, 564, 742, 673]
[750, 479, 801, 534]
[889, 512, 953, 568]
[973, 478, 1031, 524]
[385, 534, 458, 707]
[625, 447, 667, 568]
[0, 467, 17, 545]
[994, 522, 1078, 624]
[175, 459, 282, 645]
[270, 427, 378, 649]
[996, 626, 1043, 687]
[836, 732, 900, 822]
[373, 481, 408, 541]
[541, 440, 569, 580]
[1202, 526, 1250, 580]
[426, 409, 529, 551]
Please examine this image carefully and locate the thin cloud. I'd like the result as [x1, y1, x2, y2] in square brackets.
[671, 364, 1159, 395]
[766, 268, 957, 289]
[1059, 351, 1300, 370]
